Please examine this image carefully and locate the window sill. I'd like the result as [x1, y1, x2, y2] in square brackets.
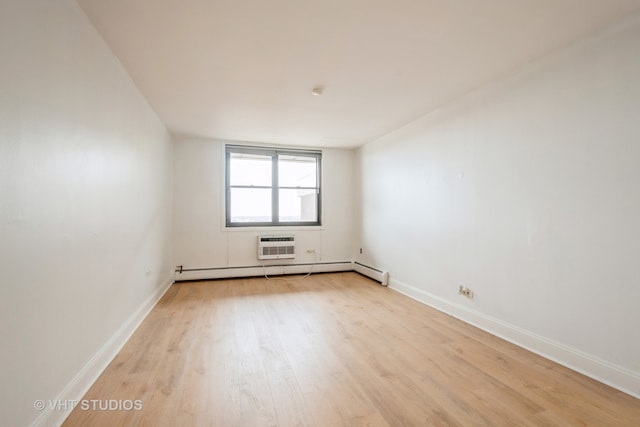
[224, 225, 325, 232]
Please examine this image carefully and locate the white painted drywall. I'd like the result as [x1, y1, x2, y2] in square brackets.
[356, 14, 640, 394]
[0, 1, 174, 425]
[173, 138, 355, 273]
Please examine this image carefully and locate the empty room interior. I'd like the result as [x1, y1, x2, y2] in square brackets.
[3, 0, 640, 426]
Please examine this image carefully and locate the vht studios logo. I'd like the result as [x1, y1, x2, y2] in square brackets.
[34, 399, 143, 411]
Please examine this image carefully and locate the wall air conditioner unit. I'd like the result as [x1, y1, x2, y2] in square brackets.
[258, 235, 296, 260]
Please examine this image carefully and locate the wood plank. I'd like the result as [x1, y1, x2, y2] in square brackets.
[63, 272, 640, 426]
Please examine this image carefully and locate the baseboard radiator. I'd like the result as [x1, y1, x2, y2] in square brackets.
[174, 261, 389, 284]
[353, 261, 389, 286]
[174, 262, 352, 281]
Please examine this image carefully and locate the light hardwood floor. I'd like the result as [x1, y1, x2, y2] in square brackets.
[63, 272, 640, 426]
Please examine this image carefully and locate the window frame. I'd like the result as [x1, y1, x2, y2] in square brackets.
[225, 144, 322, 227]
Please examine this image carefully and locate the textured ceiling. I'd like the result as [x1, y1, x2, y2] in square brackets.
[77, 0, 640, 148]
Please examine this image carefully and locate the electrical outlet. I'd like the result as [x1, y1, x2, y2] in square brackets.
[359, 248, 363, 254]
[458, 285, 474, 299]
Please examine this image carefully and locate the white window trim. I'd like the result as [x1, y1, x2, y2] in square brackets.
[225, 144, 322, 227]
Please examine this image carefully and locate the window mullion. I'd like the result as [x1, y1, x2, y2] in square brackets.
[316, 156, 321, 223]
[225, 149, 231, 227]
[272, 153, 279, 224]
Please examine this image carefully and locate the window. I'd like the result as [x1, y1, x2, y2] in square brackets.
[226, 145, 321, 227]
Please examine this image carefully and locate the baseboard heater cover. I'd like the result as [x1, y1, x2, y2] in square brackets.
[175, 261, 389, 285]
[353, 262, 389, 286]
[175, 262, 353, 281]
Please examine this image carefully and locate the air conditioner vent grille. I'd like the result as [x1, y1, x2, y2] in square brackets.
[262, 246, 295, 256]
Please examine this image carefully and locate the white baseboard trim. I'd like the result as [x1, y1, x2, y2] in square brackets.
[389, 277, 640, 399]
[31, 276, 175, 427]
[175, 261, 353, 281]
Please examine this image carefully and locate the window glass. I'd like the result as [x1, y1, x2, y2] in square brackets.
[278, 188, 317, 222]
[229, 188, 272, 223]
[278, 155, 317, 188]
[229, 153, 271, 187]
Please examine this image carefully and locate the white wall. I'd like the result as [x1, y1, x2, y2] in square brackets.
[357, 14, 640, 396]
[173, 138, 355, 275]
[0, 1, 174, 426]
